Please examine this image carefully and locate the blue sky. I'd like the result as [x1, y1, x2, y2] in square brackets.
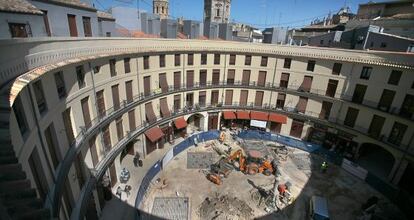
[93, 0, 391, 28]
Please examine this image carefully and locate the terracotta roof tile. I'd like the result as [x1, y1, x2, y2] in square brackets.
[0, 0, 43, 15]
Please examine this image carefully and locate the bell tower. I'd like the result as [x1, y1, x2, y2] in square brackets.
[153, 0, 169, 19]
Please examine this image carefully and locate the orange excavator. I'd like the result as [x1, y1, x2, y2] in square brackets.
[206, 149, 276, 185]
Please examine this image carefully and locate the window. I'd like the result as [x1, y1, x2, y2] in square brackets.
[227, 69, 235, 85]
[201, 54, 207, 65]
[280, 73, 289, 88]
[245, 55, 252, 66]
[332, 63, 342, 75]
[352, 84, 367, 104]
[143, 56, 149, 69]
[159, 54, 165, 67]
[214, 54, 220, 65]
[44, 123, 61, 169]
[229, 54, 236, 65]
[76, 65, 86, 89]
[109, 59, 116, 77]
[344, 107, 359, 128]
[67, 14, 77, 37]
[370, 42, 374, 48]
[111, 84, 120, 111]
[320, 40, 324, 45]
[106, 32, 111, 37]
[188, 54, 194, 65]
[276, 93, 286, 109]
[216, 9, 220, 16]
[388, 70, 402, 85]
[297, 96, 308, 113]
[174, 54, 180, 66]
[360, 66, 372, 80]
[96, 90, 105, 118]
[261, 56, 268, 67]
[82, 16, 92, 37]
[283, 58, 291, 69]
[399, 94, 414, 118]
[306, 60, 316, 72]
[54, 71, 66, 99]
[319, 101, 332, 120]
[377, 89, 395, 112]
[33, 80, 47, 114]
[388, 122, 407, 145]
[199, 91, 206, 107]
[124, 58, 131, 73]
[13, 96, 28, 136]
[326, 79, 338, 97]
[368, 115, 385, 138]
[42, 10, 51, 36]
[380, 42, 387, 48]
[9, 23, 30, 38]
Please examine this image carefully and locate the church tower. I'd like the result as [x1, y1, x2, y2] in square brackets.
[153, 0, 169, 19]
[204, 0, 231, 24]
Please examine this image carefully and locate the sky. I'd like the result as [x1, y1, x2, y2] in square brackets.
[92, 0, 392, 28]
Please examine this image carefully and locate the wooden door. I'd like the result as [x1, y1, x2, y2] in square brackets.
[186, 93, 194, 106]
[208, 114, 218, 130]
[254, 91, 264, 107]
[82, 16, 92, 37]
[270, 122, 281, 134]
[240, 90, 248, 106]
[111, 85, 120, 110]
[211, 90, 219, 105]
[258, 71, 267, 87]
[146, 137, 156, 155]
[225, 90, 233, 105]
[174, 71, 181, 89]
[81, 97, 91, 129]
[67, 14, 78, 37]
[29, 148, 48, 202]
[212, 70, 220, 85]
[319, 101, 333, 120]
[186, 70, 194, 88]
[297, 96, 308, 113]
[128, 110, 136, 130]
[200, 70, 207, 86]
[290, 120, 304, 138]
[159, 73, 168, 93]
[125, 81, 133, 103]
[96, 90, 106, 118]
[242, 70, 250, 86]
[227, 69, 235, 85]
[143, 76, 151, 96]
[326, 79, 338, 97]
[300, 76, 313, 92]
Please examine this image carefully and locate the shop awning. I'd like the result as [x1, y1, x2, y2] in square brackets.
[269, 113, 287, 124]
[223, 111, 236, 120]
[236, 111, 250, 120]
[250, 111, 269, 121]
[145, 127, 165, 142]
[174, 117, 187, 129]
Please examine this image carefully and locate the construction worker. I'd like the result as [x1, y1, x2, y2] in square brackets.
[321, 161, 328, 173]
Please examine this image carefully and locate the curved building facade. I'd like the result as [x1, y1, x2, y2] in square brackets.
[1, 38, 414, 219]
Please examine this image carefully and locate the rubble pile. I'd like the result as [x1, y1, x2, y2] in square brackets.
[198, 194, 254, 220]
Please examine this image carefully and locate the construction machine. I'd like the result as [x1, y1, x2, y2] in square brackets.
[206, 148, 277, 185]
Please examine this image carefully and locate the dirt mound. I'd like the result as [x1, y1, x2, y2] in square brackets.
[198, 194, 253, 220]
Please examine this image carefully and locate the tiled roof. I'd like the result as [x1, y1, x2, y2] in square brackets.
[33, 0, 96, 12]
[97, 11, 115, 21]
[0, 0, 43, 15]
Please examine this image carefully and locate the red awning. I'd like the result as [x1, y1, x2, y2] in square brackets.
[223, 111, 236, 120]
[145, 127, 165, 142]
[236, 111, 250, 120]
[174, 117, 188, 129]
[269, 113, 287, 124]
[250, 111, 269, 121]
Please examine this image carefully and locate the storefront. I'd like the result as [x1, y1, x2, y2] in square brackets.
[144, 127, 165, 155]
[173, 117, 188, 138]
[221, 111, 237, 128]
